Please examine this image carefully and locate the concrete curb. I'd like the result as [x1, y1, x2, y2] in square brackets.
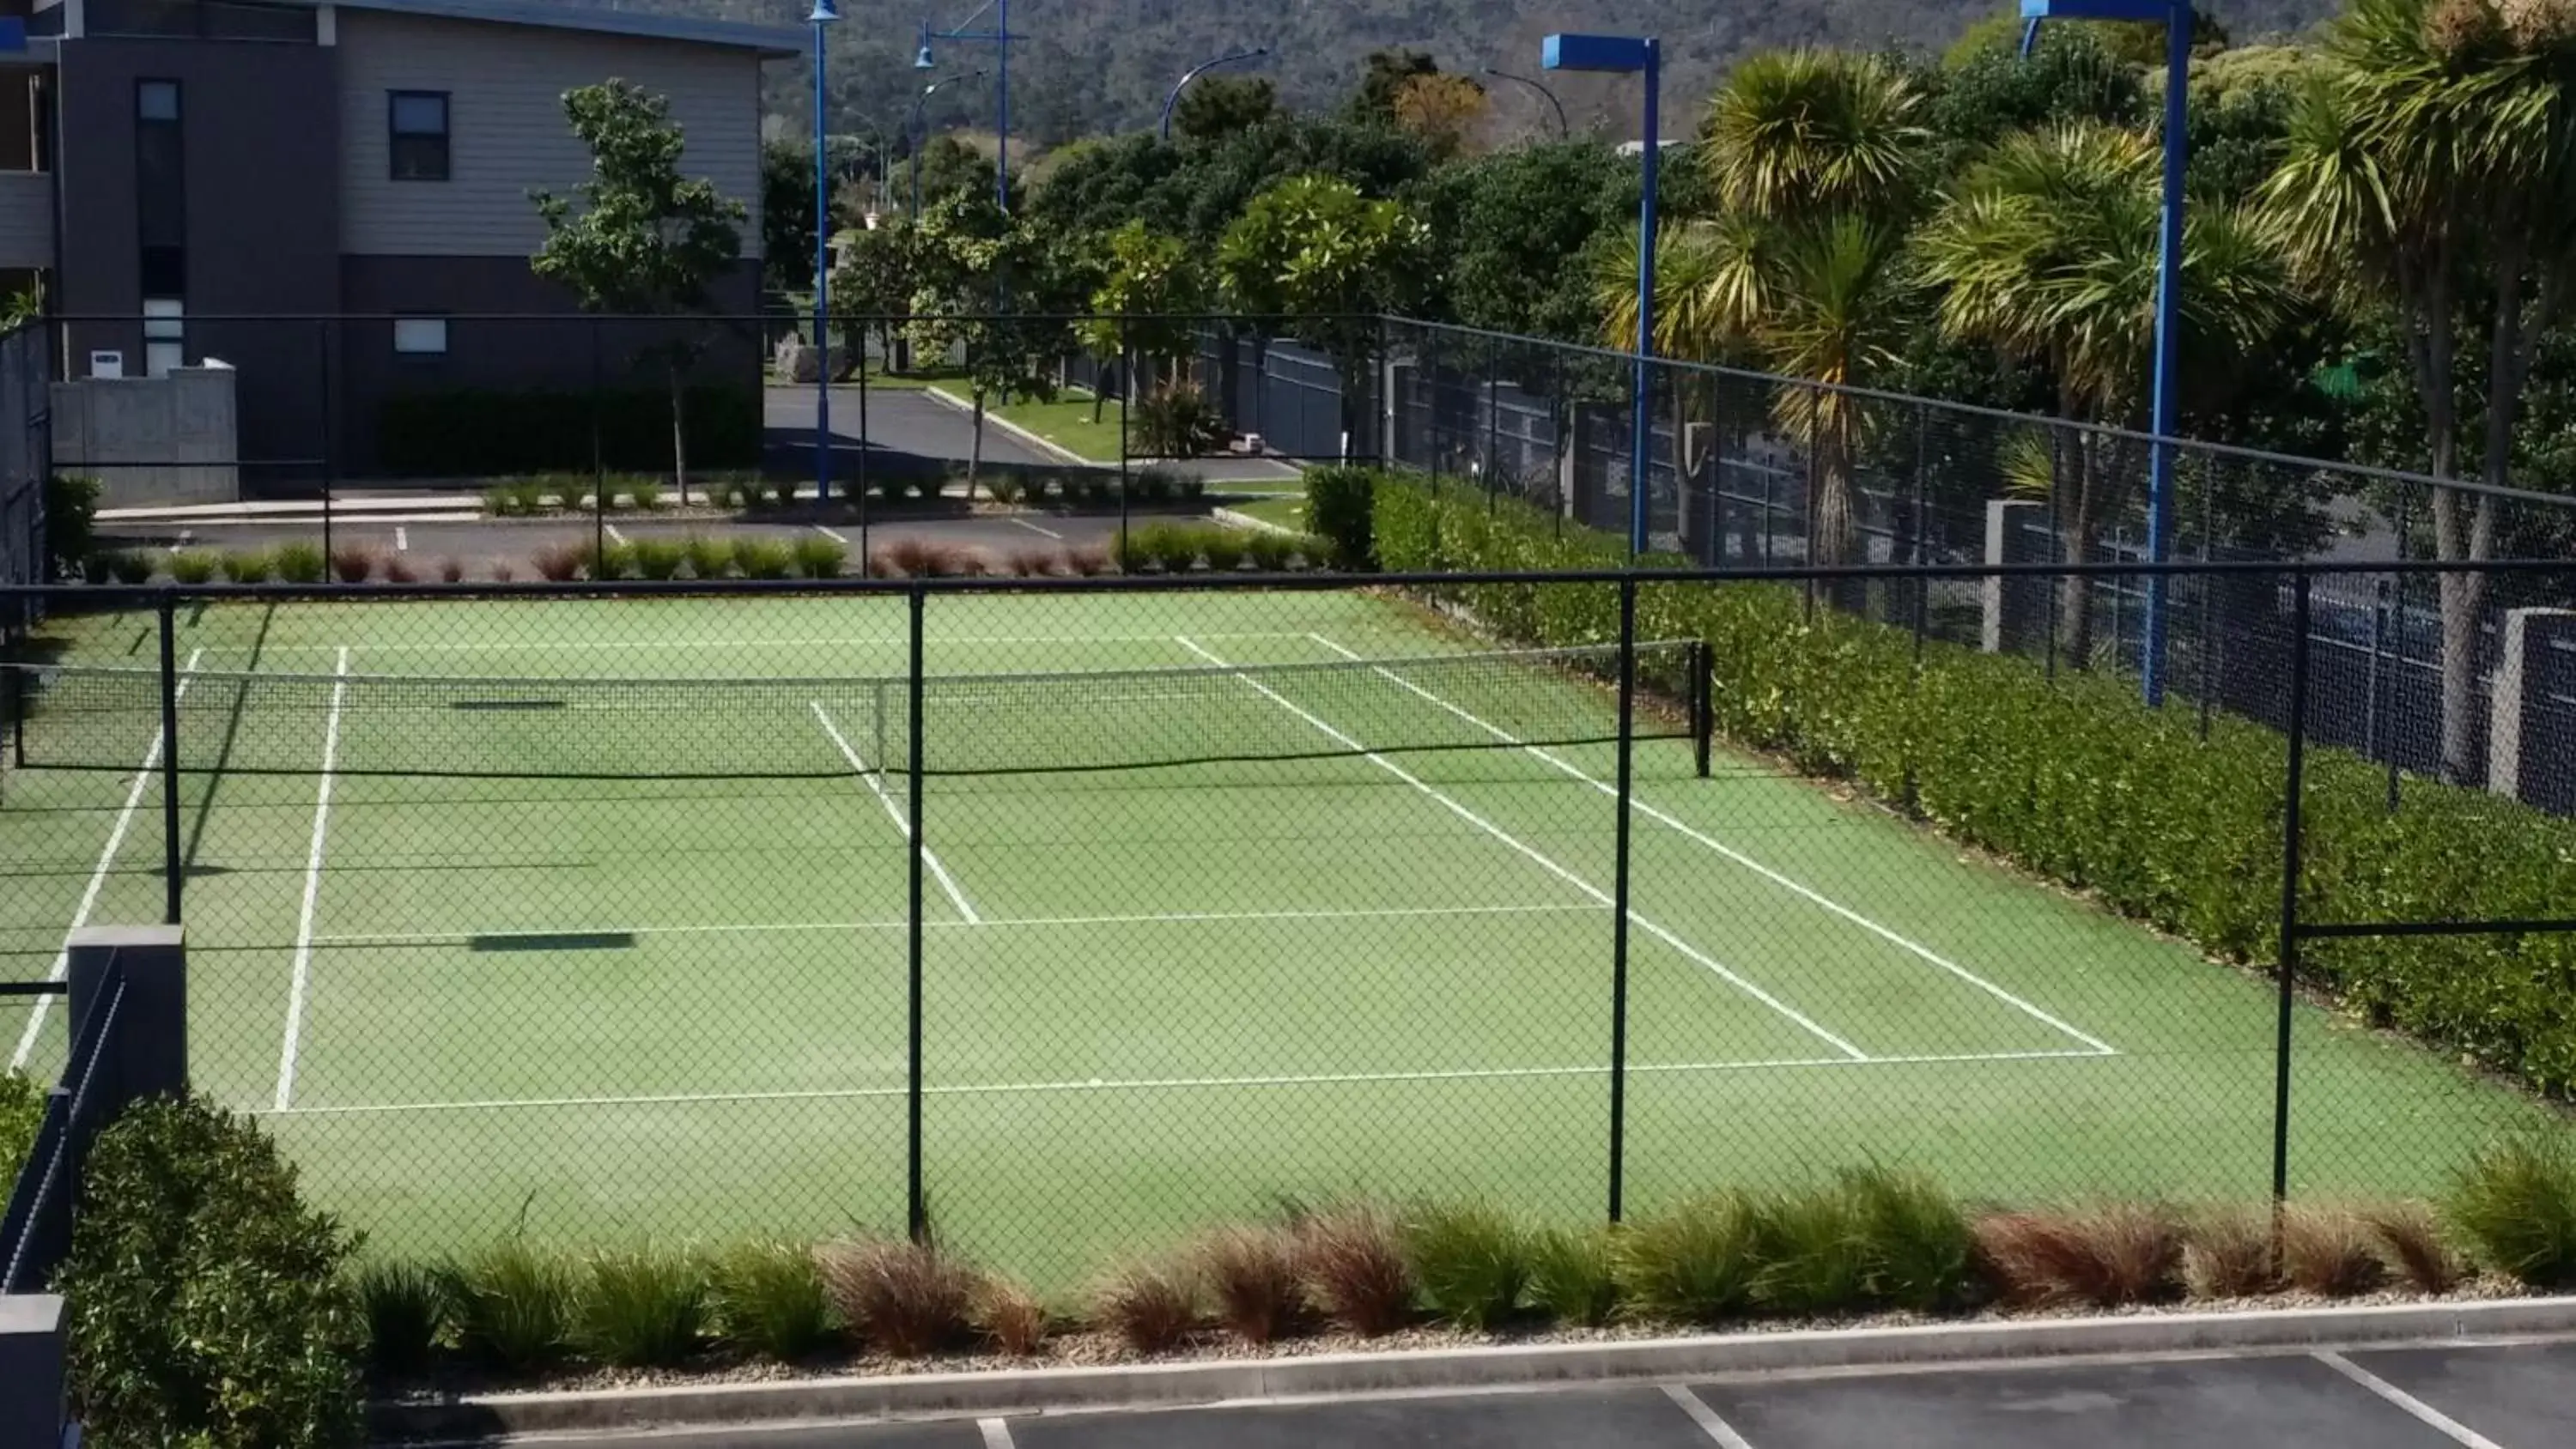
[369, 1296, 2576, 1441]
[920, 386, 1103, 468]
[1212, 506, 1298, 537]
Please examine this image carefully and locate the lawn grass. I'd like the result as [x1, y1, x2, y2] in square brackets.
[1229, 495, 1304, 530]
[979, 387, 1127, 462]
[0, 591, 2558, 1290]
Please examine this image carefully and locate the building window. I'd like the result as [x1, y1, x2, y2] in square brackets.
[137, 81, 184, 368]
[143, 297, 183, 378]
[392, 317, 448, 356]
[137, 79, 179, 123]
[389, 91, 449, 181]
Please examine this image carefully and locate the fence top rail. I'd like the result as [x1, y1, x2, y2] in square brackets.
[1388, 315, 2576, 514]
[8, 559, 2576, 608]
[35, 310, 1380, 327]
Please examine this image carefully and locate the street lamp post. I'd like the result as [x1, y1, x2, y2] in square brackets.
[1481, 67, 1569, 139]
[809, 0, 839, 502]
[1545, 33, 1659, 558]
[1160, 47, 1271, 142]
[2021, 0, 2190, 706]
[916, 0, 1018, 211]
[908, 69, 987, 218]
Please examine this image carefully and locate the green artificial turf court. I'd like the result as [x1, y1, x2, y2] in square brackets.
[0, 587, 2557, 1287]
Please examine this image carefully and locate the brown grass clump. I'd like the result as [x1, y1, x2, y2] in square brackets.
[2180, 1206, 2278, 1300]
[382, 555, 420, 584]
[1065, 544, 1111, 576]
[1972, 1204, 2182, 1308]
[815, 1240, 981, 1358]
[975, 1280, 1048, 1357]
[1297, 1203, 1416, 1336]
[438, 557, 465, 583]
[1194, 1226, 1305, 1344]
[329, 544, 379, 583]
[1093, 1258, 1200, 1354]
[491, 561, 517, 582]
[1005, 546, 1063, 578]
[2280, 1204, 2389, 1298]
[2362, 1200, 2462, 1294]
[530, 543, 585, 582]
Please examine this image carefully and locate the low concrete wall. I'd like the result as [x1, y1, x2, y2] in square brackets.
[52, 363, 241, 509]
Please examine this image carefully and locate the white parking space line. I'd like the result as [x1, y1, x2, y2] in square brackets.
[394, 526, 409, 552]
[604, 523, 628, 546]
[1007, 516, 1063, 540]
[813, 524, 848, 543]
[2314, 1352, 2511, 1448]
[978, 1418, 1016, 1449]
[1664, 1385, 1761, 1449]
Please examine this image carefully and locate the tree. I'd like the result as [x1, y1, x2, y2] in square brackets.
[531, 79, 746, 501]
[2262, 0, 2576, 783]
[913, 133, 999, 213]
[1349, 48, 1439, 122]
[1217, 173, 1430, 441]
[1391, 72, 1489, 160]
[1917, 121, 2295, 664]
[828, 218, 921, 377]
[904, 194, 1081, 491]
[1080, 221, 1205, 421]
[762, 138, 818, 295]
[1174, 74, 1278, 143]
[1416, 139, 1636, 341]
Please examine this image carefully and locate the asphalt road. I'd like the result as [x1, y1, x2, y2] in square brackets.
[764, 384, 1303, 488]
[416, 1341, 2576, 1448]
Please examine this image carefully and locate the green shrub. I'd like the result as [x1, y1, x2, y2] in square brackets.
[503, 479, 548, 517]
[768, 476, 799, 507]
[547, 476, 595, 513]
[1841, 1164, 1973, 1312]
[915, 474, 947, 500]
[575, 1246, 707, 1368]
[45, 474, 101, 579]
[795, 534, 848, 579]
[1619, 1192, 1760, 1325]
[733, 538, 797, 580]
[1078, 474, 1115, 507]
[355, 1259, 447, 1378]
[987, 476, 1023, 505]
[1404, 1202, 1529, 1330]
[1526, 1225, 1621, 1327]
[592, 541, 638, 580]
[487, 484, 526, 517]
[275, 541, 327, 585]
[1020, 474, 1054, 506]
[631, 538, 687, 581]
[628, 478, 665, 512]
[684, 536, 732, 579]
[1244, 531, 1294, 572]
[707, 1240, 835, 1361]
[1137, 522, 1202, 573]
[875, 473, 911, 503]
[106, 549, 155, 585]
[168, 549, 220, 585]
[1133, 468, 1176, 505]
[220, 549, 275, 584]
[1199, 529, 1249, 571]
[80, 552, 113, 584]
[2449, 1135, 2576, 1287]
[0, 1070, 39, 1191]
[378, 385, 761, 476]
[1304, 465, 1377, 570]
[58, 1094, 362, 1449]
[445, 1239, 575, 1372]
[1746, 1185, 1870, 1317]
[1134, 381, 1229, 458]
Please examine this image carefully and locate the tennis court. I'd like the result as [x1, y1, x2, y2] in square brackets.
[0, 587, 2552, 1285]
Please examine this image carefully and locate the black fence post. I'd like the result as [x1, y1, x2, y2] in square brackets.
[906, 583, 927, 1245]
[156, 592, 180, 925]
[857, 319, 873, 530]
[1118, 343, 1133, 563]
[317, 320, 333, 561]
[2272, 570, 2312, 1207]
[1607, 574, 1637, 1223]
[1691, 637, 1712, 780]
[2196, 478, 2218, 742]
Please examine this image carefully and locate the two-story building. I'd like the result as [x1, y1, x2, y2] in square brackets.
[0, 0, 799, 478]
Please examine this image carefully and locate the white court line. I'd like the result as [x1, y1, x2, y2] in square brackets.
[254, 1046, 2109, 1118]
[1309, 634, 2119, 1058]
[1006, 516, 1063, 540]
[274, 646, 349, 1110]
[603, 523, 628, 546]
[812, 524, 849, 544]
[10, 647, 204, 1070]
[1664, 1385, 1760, 1449]
[310, 901, 1602, 946]
[978, 1419, 1016, 1449]
[2313, 1352, 2508, 1448]
[1177, 636, 1865, 1061]
[393, 526, 409, 553]
[811, 700, 981, 924]
[204, 632, 1324, 655]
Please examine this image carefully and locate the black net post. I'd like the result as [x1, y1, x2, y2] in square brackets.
[2272, 569, 2312, 1206]
[156, 592, 180, 925]
[905, 583, 928, 1245]
[1690, 637, 1712, 779]
[1607, 573, 1637, 1222]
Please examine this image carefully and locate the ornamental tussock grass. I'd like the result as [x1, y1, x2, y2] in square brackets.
[1618, 1192, 1760, 1325]
[706, 1240, 835, 1361]
[794, 534, 848, 579]
[167, 549, 219, 585]
[1297, 1202, 1416, 1336]
[1525, 1224, 1621, 1327]
[732, 538, 798, 581]
[2362, 1200, 2463, 1294]
[1005, 546, 1061, 578]
[2449, 1134, 2576, 1288]
[328, 544, 377, 583]
[1840, 1164, 1974, 1313]
[631, 538, 688, 581]
[1746, 1185, 1870, 1317]
[1972, 1203, 2182, 1308]
[1093, 1257, 1200, 1354]
[530, 543, 584, 582]
[816, 1239, 981, 1358]
[1194, 1225, 1304, 1343]
[382, 555, 420, 584]
[683, 535, 732, 579]
[355, 1258, 446, 1376]
[2278, 1204, 2386, 1298]
[219, 549, 274, 583]
[2179, 1205, 2278, 1300]
[1403, 1201, 1529, 1331]
[443, 1239, 575, 1372]
[976, 1280, 1048, 1357]
[574, 1246, 707, 1367]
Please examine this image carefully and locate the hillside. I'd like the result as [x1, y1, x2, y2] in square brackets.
[689, 0, 2340, 149]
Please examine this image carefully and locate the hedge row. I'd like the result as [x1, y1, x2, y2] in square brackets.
[1344, 470, 2576, 1099]
[378, 386, 762, 477]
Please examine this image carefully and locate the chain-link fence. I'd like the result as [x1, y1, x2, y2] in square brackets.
[1, 563, 2569, 1288]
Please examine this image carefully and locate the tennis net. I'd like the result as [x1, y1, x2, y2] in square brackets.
[1, 640, 1704, 781]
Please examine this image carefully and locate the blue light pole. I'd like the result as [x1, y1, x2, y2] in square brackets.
[1160, 47, 1270, 141]
[808, 0, 840, 502]
[2022, 0, 2190, 705]
[1545, 33, 1660, 557]
[916, 0, 1018, 211]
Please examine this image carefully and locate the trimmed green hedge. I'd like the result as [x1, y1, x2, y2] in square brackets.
[1356, 470, 2576, 1099]
[379, 386, 761, 477]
